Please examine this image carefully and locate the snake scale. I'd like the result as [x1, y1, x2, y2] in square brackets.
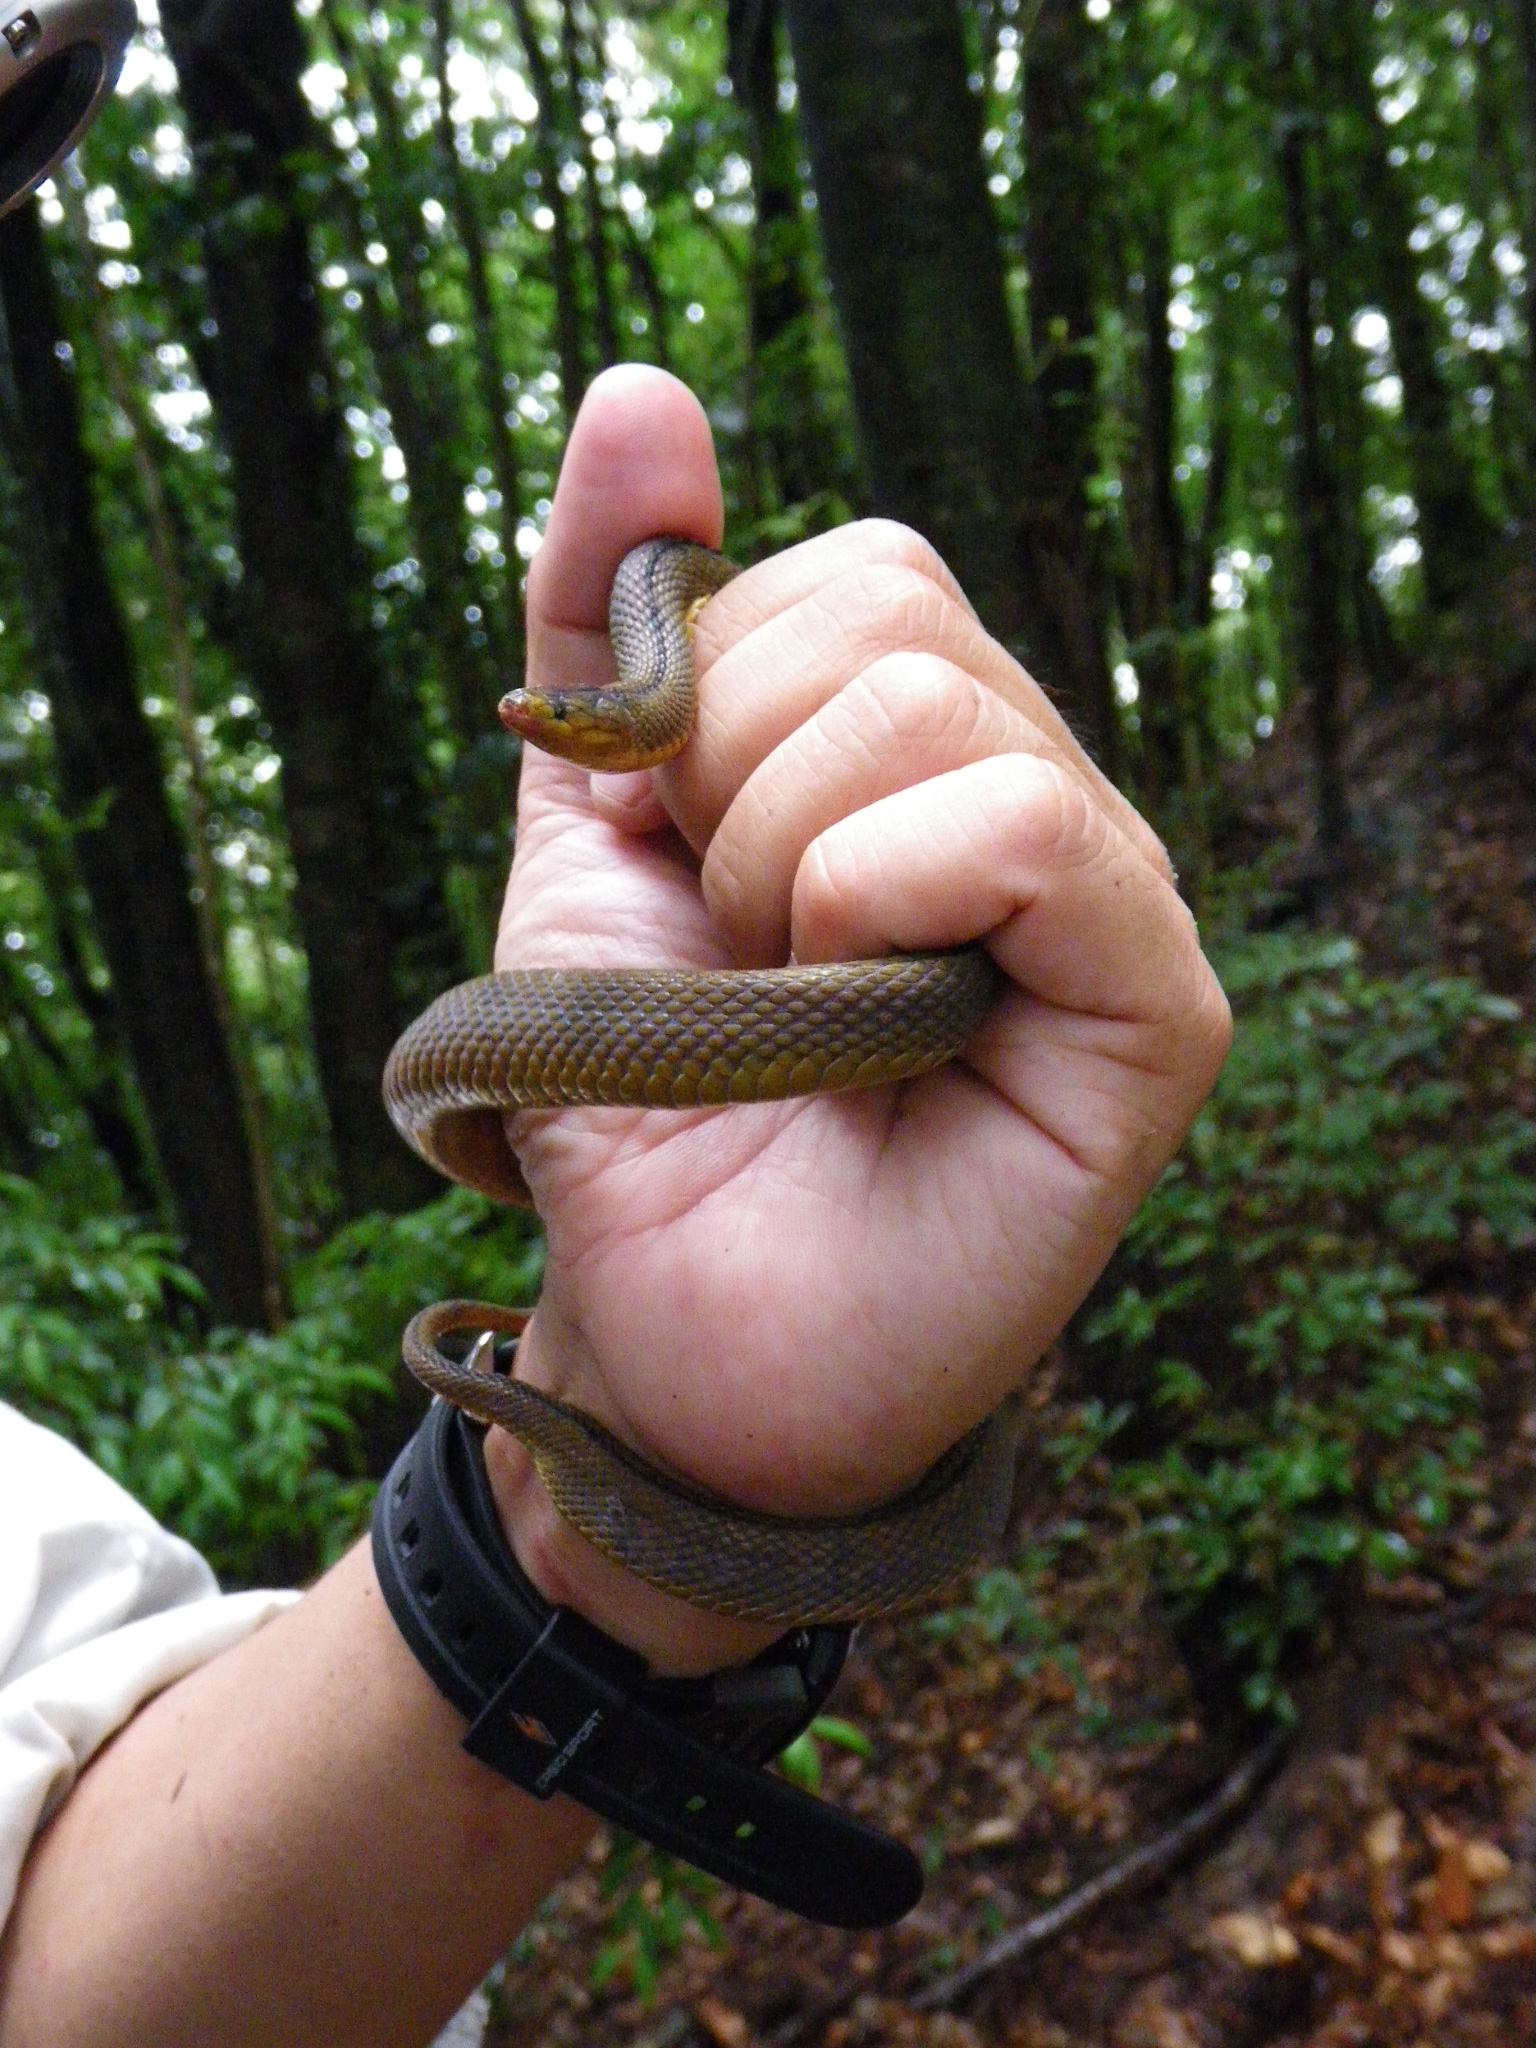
[383, 540, 1016, 1623]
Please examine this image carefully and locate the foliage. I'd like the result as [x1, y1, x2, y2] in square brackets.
[587, 1831, 722, 2003]
[291, 1179, 544, 1383]
[0, 1173, 541, 1583]
[776, 1712, 873, 1794]
[923, 1530, 1111, 1744]
[3, 0, 1533, 1220]
[1066, 927, 1535, 1715]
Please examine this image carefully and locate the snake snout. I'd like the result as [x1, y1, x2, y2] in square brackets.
[498, 685, 562, 734]
[498, 686, 602, 766]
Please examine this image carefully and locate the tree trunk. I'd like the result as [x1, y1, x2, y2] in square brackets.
[1504, 0, 1536, 433]
[1187, 300, 1232, 631]
[615, 204, 674, 371]
[160, 0, 441, 1215]
[321, 155, 513, 969]
[1469, 15, 1535, 500]
[1139, 209, 1186, 629]
[0, 947, 161, 1213]
[560, 0, 620, 373]
[1315, 168, 1404, 697]
[62, 186, 289, 1319]
[506, 0, 590, 423]
[1277, 113, 1350, 854]
[1021, 0, 1119, 772]
[780, 0, 1113, 761]
[728, 0, 860, 523]
[25, 817, 164, 1212]
[0, 200, 276, 1325]
[318, 0, 516, 713]
[1323, 3, 1495, 607]
[0, 1056, 37, 1174]
[429, 0, 526, 580]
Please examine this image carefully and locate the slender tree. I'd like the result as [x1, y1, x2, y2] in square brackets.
[319, 0, 504, 679]
[61, 184, 289, 1317]
[560, 0, 621, 373]
[1320, 0, 1496, 606]
[1468, 10, 1535, 497]
[1276, 103, 1350, 853]
[1505, 0, 1536, 431]
[1186, 299, 1232, 632]
[727, 0, 859, 524]
[505, 0, 591, 420]
[1138, 208, 1188, 631]
[1020, 0, 1119, 772]
[429, 0, 525, 577]
[0, 945, 160, 1212]
[18, 817, 164, 1211]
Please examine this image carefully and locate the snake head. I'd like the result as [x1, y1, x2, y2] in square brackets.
[498, 685, 688, 772]
[498, 685, 582, 759]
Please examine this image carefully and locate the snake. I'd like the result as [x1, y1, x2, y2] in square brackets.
[382, 539, 1016, 1624]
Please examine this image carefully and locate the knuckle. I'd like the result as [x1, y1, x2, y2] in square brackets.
[700, 822, 753, 924]
[850, 517, 954, 587]
[1197, 970, 1236, 1071]
[844, 655, 988, 752]
[823, 559, 954, 653]
[998, 756, 1100, 867]
[796, 826, 863, 930]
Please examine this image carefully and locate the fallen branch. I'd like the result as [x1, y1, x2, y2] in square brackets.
[909, 1724, 1293, 2012]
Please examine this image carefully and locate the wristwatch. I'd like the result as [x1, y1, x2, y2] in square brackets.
[372, 1383, 924, 1927]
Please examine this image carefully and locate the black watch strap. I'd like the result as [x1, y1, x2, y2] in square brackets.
[372, 1392, 923, 1928]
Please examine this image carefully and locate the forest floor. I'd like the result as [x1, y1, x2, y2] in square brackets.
[484, 582, 1536, 2048]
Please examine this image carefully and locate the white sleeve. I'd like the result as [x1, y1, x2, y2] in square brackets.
[0, 1401, 300, 1928]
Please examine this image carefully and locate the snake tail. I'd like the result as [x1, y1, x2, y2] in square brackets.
[403, 1302, 1021, 1625]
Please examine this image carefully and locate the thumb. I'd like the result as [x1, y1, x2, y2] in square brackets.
[522, 366, 724, 693]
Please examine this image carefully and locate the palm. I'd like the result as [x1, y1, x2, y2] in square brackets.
[500, 746, 1109, 1518]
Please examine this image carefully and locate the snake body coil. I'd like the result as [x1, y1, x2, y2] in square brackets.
[400, 1302, 1018, 1624]
[383, 539, 1013, 1621]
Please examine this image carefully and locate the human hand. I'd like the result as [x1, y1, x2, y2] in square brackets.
[484, 366, 1231, 1672]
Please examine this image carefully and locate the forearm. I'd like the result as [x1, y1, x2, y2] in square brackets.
[0, 1291, 814, 2048]
[0, 1538, 594, 2048]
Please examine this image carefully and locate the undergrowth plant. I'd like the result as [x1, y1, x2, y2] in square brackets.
[1065, 928, 1536, 1715]
[0, 1175, 542, 1583]
[587, 1833, 722, 2002]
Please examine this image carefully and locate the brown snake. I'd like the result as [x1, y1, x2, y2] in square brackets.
[382, 539, 1016, 1623]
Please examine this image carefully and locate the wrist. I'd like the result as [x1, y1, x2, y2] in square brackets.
[371, 1395, 919, 1927]
[482, 1425, 780, 1677]
[479, 1300, 784, 1676]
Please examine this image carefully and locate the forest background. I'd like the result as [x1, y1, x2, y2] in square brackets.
[3, 0, 1536, 2027]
